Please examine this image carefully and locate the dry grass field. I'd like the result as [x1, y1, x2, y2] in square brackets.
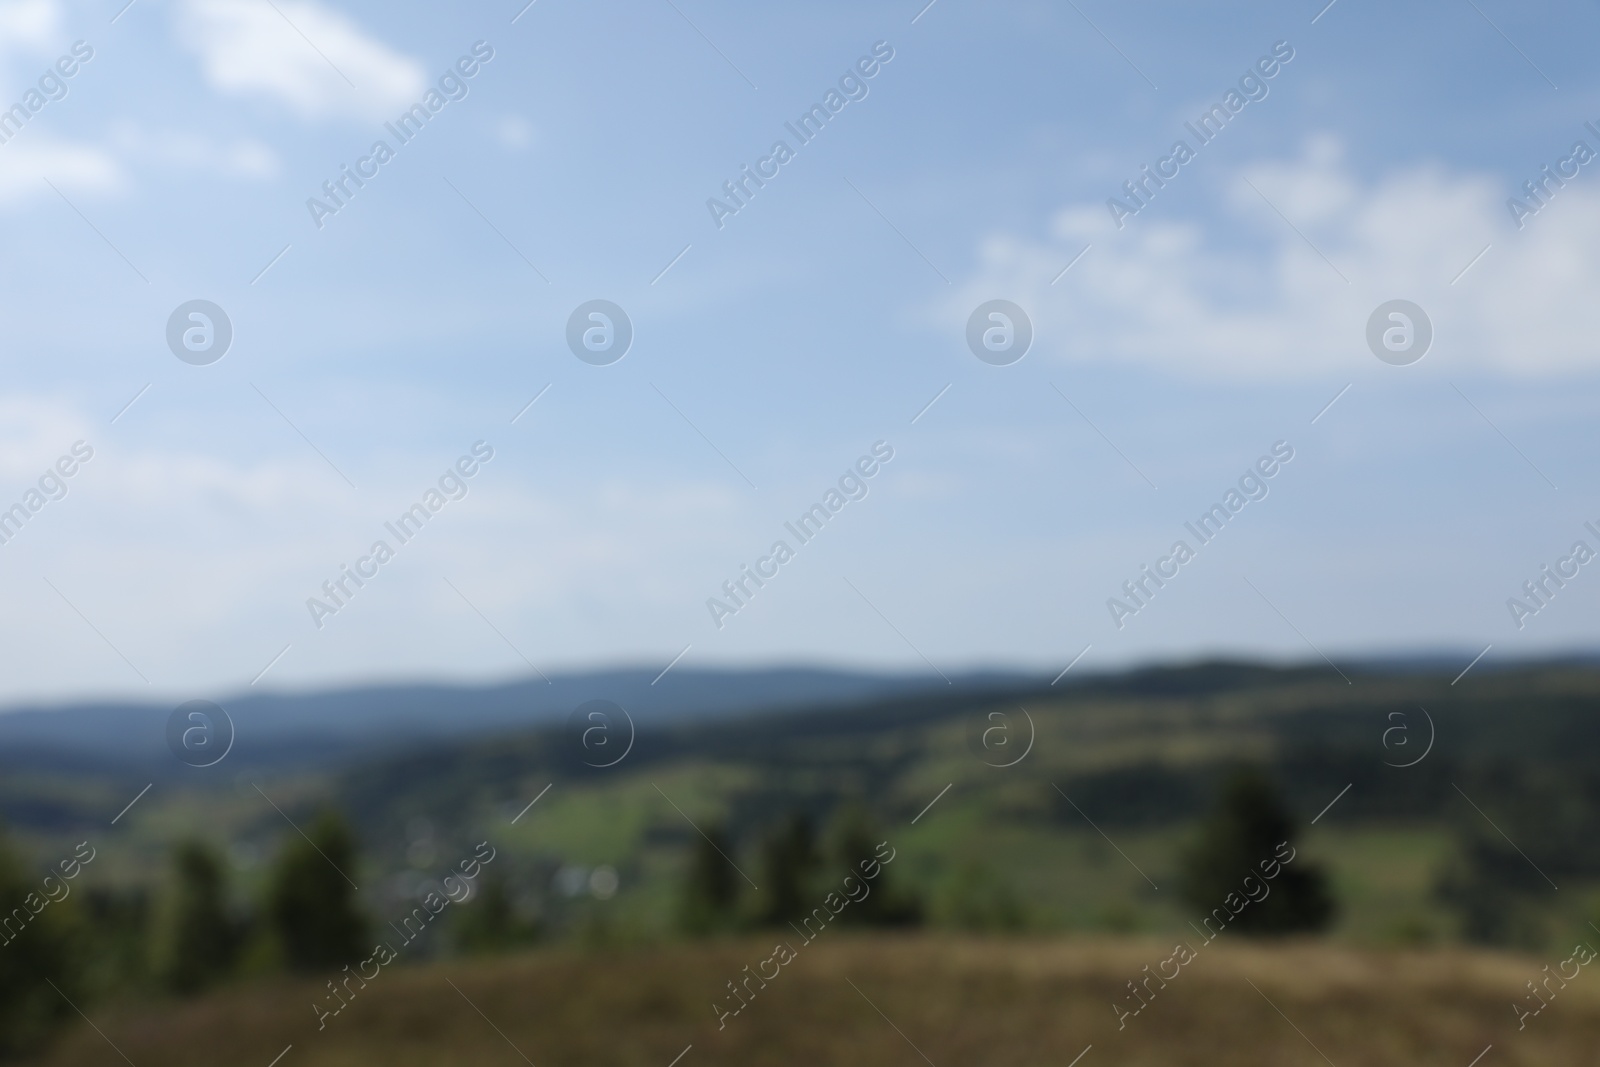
[27, 935, 1600, 1067]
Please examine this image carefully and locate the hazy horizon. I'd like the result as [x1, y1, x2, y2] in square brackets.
[5, 644, 1596, 710]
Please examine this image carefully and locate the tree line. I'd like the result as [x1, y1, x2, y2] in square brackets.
[0, 773, 1343, 1060]
[0, 811, 367, 1058]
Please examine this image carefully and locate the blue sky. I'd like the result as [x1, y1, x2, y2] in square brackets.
[1, 0, 1598, 702]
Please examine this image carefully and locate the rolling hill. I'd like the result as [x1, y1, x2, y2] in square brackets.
[24, 935, 1585, 1067]
[6, 657, 1596, 954]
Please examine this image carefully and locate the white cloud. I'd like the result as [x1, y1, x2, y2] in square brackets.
[220, 138, 279, 178]
[176, 0, 425, 122]
[0, 137, 122, 205]
[494, 115, 533, 151]
[0, 394, 344, 514]
[957, 136, 1600, 378]
[0, 392, 758, 700]
[0, 0, 62, 87]
[0, 395, 90, 477]
[110, 124, 281, 179]
[0, 0, 60, 52]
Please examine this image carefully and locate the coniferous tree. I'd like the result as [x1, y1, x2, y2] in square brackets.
[1432, 769, 1573, 947]
[1179, 768, 1334, 935]
[0, 826, 82, 1059]
[157, 840, 238, 993]
[453, 870, 539, 953]
[678, 823, 740, 935]
[755, 813, 817, 926]
[826, 804, 922, 927]
[265, 811, 368, 971]
[80, 885, 152, 992]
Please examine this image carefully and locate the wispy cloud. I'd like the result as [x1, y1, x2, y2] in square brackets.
[175, 0, 425, 122]
[959, 135, 1600, 377]
[0, 138, 122, 205]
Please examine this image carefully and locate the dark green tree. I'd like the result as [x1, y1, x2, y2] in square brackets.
[265, 811, 368, 970]
[1434, 846, 1532, 945]
[755, 813, 817, 926]
[1432, 769, 1574, 947]
[453, 871, 539, 953]
[0, 827, 83, 1059]
[1179, 768, 1334, 936]
[79, 886, 152, 992]
[826, 804, 922, 927]
[678, 822, 740, 935]
[157, 841, 238, 993]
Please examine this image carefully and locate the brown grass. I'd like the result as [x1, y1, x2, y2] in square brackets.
[27, 935, 1600, 1067]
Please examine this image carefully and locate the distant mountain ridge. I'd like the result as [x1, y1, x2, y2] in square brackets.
[0, 666, 1037, 772]
[1, 650, 1587, 776]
